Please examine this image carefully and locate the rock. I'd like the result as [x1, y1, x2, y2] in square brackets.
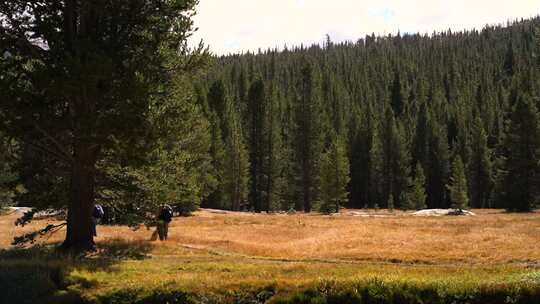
[6, 207, 32, 214]
[202, 208, 230, 214]
[346, 211, 391, 217]
[347, 211, 369, 217]
[412, 209, 475, 216]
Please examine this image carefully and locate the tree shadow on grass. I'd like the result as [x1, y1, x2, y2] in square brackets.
[93, 238, 154, 260]
[0, 238, 153, 263]
[0, 239, 154, 304]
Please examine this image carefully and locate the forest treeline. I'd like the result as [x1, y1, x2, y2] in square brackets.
[1, 17, 539, 220]
[194, 17, 540, 213]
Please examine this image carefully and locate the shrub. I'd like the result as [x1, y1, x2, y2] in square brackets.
[0, 263, 63, 304]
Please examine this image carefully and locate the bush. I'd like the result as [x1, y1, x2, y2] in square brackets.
[0, 263, 66, 304]
[268, 279, 540, 304]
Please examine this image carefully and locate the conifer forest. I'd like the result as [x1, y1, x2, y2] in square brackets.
[194, 17, 540, 213]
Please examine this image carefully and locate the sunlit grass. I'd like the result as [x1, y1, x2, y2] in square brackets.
[3, 208, 540, 266]
[1, 209, 539, 303]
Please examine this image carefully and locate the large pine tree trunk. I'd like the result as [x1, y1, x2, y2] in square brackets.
[62, 144, 98, 250]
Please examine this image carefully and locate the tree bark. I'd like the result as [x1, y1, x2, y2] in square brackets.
[62, 143, 98, 251]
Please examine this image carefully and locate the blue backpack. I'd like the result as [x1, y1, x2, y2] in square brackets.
[93, 205, 104, 219]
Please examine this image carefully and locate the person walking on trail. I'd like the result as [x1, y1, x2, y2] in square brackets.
[157, 205, 173, 241]
[92, 204, 104, 237]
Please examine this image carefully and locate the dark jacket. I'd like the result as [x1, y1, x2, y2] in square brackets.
[158, 205, 173, 223]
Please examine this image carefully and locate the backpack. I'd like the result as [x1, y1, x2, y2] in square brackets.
[93, 204, 104, 219]
[160, 205, 173, 222]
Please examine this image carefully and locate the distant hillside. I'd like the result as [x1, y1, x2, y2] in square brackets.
[194, 17, 540, 212]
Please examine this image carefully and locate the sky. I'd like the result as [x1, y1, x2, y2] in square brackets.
[188, 0, 540, 55]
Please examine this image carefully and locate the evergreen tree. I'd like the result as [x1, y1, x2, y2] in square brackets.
[223, 105, 250, 211]
[380, 107, 410, 208]
[503, 40, 517, 78]
[404, 164, 427, 210]
[426, 121, 451, 208]
[0, 133, 20, 209]
[387, 194, 395, 211]
[0, 0, 205, 249]
[390, 70, 404, 116]
[207, 80, 230, 136]
[348, 103, 381, 208]
[347, 109, 364, 208]
[318, 136, 350, 214]
[369, 122, 384, 207]
[205, 80, 230, 209]
[264, 84, 287, 211]
[247, 78, 266, 212]
[499, 95, 540, 211]
[141, 75, 215, 215]
[412, 103, 431, 168]
[380, 108, 395, 207]
[293, 60, 325, 212]
[204, 112, 227, 209]
[469, 117, 493, 208]
[447, 156, 469, 211]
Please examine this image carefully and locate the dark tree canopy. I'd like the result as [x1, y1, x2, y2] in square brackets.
[0, 0, 207, 249]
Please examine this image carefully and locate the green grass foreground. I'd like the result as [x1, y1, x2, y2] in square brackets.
[1, 240, 539, 304]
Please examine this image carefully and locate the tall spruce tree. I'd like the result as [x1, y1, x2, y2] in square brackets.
[503, 40, 517, 78]
[0, 0, 205, 249]
[205, 80, 229, 209]
[347, 108, 364, 208]
[318, 136, 350, 213]
[207, 80, 230, 136]
[380, 107, 395, 207]
[499, 95, 540, 211]
[247, 78, 266, 212]
[403, 163, 427, 210]
[349, 102, 380, 208]
[370, 122, 384, 208]
[293, 60, 325, 212]
[426, 121, 451, 209]
[263, 84, 287, 211]
[390, 70, 404, 116]
[412, 99, 450, 209]
[412, 103, 431, 168]
[223, 103, 250, 211]
[447, 156, 469, 211]
[380, 107, 410, 208]
[469, 117, 493, 208]
[141, 75, 215, 215]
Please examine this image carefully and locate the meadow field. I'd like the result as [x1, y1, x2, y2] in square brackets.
[1, 209, 540, 303]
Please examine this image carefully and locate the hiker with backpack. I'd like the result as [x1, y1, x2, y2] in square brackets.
[157, 204, 173, 241]
[92, 204, 105, 237]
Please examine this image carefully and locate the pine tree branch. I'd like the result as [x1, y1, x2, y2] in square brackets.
[29, 141, 71, 165]
[33, 124, 74, 164]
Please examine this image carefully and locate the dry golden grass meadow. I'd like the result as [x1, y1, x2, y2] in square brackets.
[2, 208, 540, 264]
[1, 208, 539, 299]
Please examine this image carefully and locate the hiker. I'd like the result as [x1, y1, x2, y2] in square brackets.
[92, 204, 104, 237]
[101, 205, 112, 224]
[157, 204, 173, 241]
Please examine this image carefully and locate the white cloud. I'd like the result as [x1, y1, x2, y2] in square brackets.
[189, 0, 540, 55]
